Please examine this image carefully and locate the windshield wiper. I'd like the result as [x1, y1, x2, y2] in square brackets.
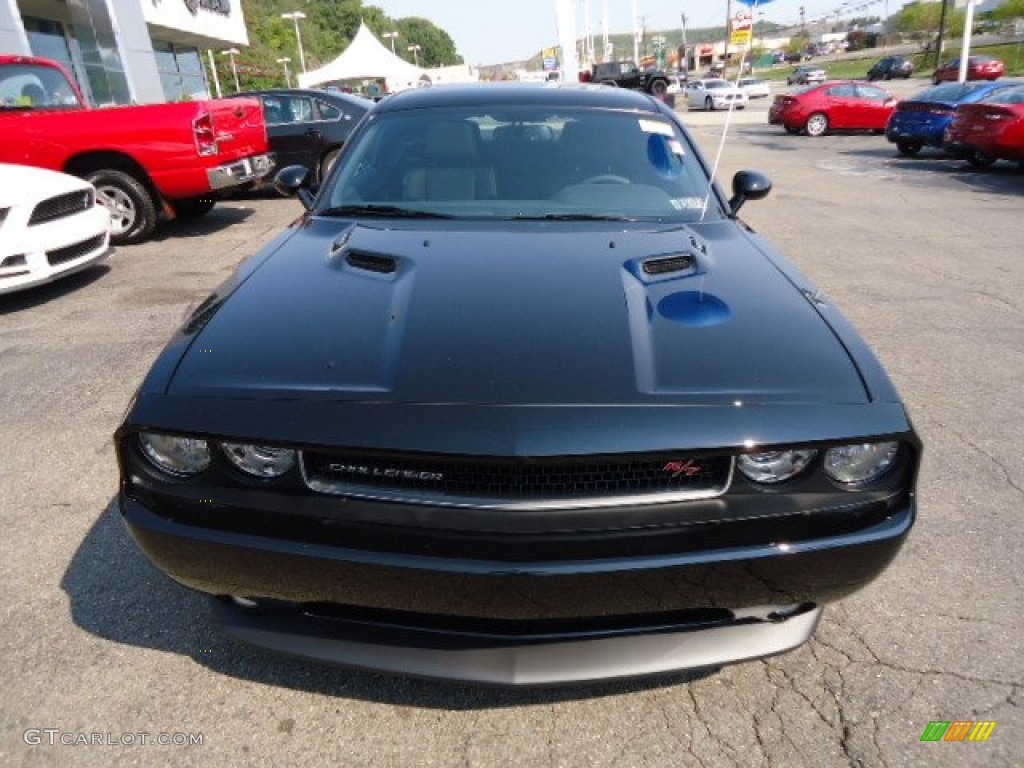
[317, 204, 453, 219]
[509, 213, 636, 221]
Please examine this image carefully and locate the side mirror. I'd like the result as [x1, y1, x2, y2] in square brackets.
[274, 165, 316, 210]
[728, 170, 772, 216]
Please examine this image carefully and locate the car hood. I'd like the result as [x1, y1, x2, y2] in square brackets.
[0, 162, 89, 206]
[166, 218, 868, 408]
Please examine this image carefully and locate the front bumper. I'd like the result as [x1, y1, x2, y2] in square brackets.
[206, 153, 276, 191]
[122, 493, 914, 682]
[0, 207, 111, 296]
[214, 597, 823, 685]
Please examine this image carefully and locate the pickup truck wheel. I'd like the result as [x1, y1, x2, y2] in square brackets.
[172, 196, 216, 220]
[88, 169, 157, 245]
[649, 79, 668, 98]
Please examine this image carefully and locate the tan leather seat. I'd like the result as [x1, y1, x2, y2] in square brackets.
[403, 121, 496, 201]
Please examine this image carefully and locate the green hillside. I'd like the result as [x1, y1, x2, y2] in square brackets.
[208, 0, 460, 91]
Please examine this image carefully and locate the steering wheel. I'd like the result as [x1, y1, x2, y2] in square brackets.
[578, 174, 630, 185]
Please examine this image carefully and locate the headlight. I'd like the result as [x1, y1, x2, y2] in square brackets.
[221, 443, 296, 478]
[737, 449, 817, 484]
[139, 432, 211, 476]
[824, 442, 899, 485]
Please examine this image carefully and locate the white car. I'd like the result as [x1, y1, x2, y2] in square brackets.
[685, 79, 749, 111]
[666, 75, 684, 95]
[738, 77, 772, 99]
[0, 164, 111, 296]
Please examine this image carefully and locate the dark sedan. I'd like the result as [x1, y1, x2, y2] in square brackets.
[886, 80, 1022, 156]
[117, 84, 919, 686]
[867, 56, 914, 81]
[770, 81, 897, 136]
[932, 55, 1005, 84]
[243, 88, 370, 183]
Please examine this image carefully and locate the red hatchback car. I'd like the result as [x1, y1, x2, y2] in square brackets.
[943, 85, 1024, 167]
[932, 56, 1005, 84]
[769, 81, 897, 137]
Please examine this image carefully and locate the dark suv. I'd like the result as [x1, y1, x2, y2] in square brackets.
[589, 60, 670, 98]
[867, 56, 914, 81]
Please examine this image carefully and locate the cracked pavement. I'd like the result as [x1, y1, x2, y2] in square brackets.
[1, 110, 1021, 766]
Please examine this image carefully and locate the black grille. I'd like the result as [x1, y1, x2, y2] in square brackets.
[302, 449, 731, 505]
[29, 189, 94, 226]
[47, 233, 106, 266]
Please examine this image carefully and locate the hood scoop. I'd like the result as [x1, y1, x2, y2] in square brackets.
[327, 224, 399, 276]
[642, 254, 695, 276]
[346, 251, 398, 274]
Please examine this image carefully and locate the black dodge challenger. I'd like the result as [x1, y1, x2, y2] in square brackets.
[116, 84, 920, 685]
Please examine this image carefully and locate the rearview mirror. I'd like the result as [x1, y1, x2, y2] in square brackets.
[274, 165, 316, 210]
[728, 170, 772, 216]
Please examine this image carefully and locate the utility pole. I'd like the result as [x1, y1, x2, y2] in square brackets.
[680, 12, 688, 75]
[724, 0, 731, 73]
[800, 5, 806, 33]
[632, 0, 639, 64]
[934, 0, 950, 69]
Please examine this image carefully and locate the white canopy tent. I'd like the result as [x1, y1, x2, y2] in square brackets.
[298, 22, 427, 92]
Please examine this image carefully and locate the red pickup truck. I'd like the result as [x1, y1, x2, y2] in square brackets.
[0, 55, 273, 244]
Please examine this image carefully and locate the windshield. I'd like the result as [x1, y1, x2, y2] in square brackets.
[321, 104, 719, 222]
[0, 64, 82, 110]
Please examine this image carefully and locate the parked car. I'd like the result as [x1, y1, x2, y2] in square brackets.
[787, 65, 827, 86]
[0, 163, 110, 295]
[770, 81, 897, 136]
[242, 89, 371, 184]
[117, 83, 920, 685]
[885, 80, 1022, 156]
[932, 55, 1005, 84]
[0, 55, 273, 244]
[867, 56, 914, 81]
[943, 84, 1024, 168]
[738, 77, 772, 99]
[685, 78, 749, 110]
[666, 75, 685, 95]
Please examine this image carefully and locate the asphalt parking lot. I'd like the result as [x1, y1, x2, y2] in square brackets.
[2, 105, 1021, 766]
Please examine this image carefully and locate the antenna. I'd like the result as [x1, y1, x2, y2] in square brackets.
[700, 0, 759, 222]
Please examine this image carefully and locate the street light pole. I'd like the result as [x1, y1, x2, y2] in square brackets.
[206, 49, 222, 98]
[276, 56, 292, 87]
[221, 48, 241, 93]
[281, 11, 307, 73]
[382, 31, 398, 55]
[408, 44, 422, 67]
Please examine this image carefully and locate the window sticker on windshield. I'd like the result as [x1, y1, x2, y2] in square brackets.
[638, 119, 674, 137]
[668, 139, 685, 157]
[670, 197, 705, 210]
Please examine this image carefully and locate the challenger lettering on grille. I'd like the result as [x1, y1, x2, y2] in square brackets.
[328, 463, 445, 482]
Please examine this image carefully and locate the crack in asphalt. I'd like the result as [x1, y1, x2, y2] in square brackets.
[929, 418, 1024, 498]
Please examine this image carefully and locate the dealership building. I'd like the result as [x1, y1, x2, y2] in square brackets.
[0, 0, 247, 105]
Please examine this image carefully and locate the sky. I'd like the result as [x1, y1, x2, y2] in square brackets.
[370, 0, 894, 65]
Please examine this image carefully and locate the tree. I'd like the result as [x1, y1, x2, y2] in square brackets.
[988, 0, 1024, 21]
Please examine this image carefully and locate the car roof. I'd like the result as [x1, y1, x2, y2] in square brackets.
[239, 88, 371, 110]
[373, 83, 664, 114]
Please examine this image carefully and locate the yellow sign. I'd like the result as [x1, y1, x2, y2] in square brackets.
[730, 29, 752, 46]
